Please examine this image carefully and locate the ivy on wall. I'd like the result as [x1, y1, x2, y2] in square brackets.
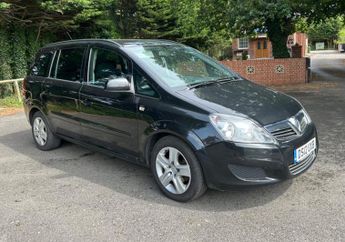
[10, 26, 27, 79]
[0, 24, 53, 98]
[0, 26, 13, 97]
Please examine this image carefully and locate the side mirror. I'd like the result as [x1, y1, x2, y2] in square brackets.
[105, 77, 131, 91]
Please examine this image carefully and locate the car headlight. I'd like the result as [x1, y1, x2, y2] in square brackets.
[209, 113, 277, 144]
[301, 108, 312, 123]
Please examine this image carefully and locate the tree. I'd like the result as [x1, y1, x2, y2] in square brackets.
[307, 17, 344, 43]
[0, 0, 117, 93]
[228, 0, 299, 58]
[137, 0, 179, 39]
[0, 0, 115, 39]
[110, 0, 137, 38]
[338, 27, 345, 44]
[296, 0, 345, 22]
[228, 0, 345, 58]
[176, 0, 230, 53]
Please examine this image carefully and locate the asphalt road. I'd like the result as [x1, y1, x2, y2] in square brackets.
[0, 53, 345, 241]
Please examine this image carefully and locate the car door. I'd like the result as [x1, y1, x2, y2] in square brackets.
[43, 47, 87, 140]
[132, 64, 162, 161]
[78, 45, 139, 161]
[25, 50, 55, 108]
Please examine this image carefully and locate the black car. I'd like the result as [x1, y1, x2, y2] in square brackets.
[23, 39, 318, 202]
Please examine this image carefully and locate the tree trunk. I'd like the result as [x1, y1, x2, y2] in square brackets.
[266, 19, 290, 58]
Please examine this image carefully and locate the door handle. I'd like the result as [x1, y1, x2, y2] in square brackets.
[139, 105, 145, 112]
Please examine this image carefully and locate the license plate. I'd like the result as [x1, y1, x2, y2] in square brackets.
[294, 138, 316, 164]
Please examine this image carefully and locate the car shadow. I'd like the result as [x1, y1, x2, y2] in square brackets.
[0, 129, 292, 212]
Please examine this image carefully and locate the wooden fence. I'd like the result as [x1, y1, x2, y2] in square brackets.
[0, 78, 24, 101]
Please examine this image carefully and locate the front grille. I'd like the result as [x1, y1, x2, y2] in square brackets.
[265, 121, 298, 141]
[265, 110, 311, 141]
[288, 151, 316, 175]
[271, 127, 297, 140]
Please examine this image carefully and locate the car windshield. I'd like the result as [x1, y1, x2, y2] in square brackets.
[126, 45, 237, 88]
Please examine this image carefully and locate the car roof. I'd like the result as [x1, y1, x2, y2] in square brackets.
[113, 39, 179, 47]
[42, 39, 181, 50]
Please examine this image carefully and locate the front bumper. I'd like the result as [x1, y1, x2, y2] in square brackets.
[196, 123, 318, 190]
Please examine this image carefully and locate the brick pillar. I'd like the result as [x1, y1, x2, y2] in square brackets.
[291, 44, 302, 58]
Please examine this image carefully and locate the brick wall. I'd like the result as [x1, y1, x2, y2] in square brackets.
[221, 58, 308, 86]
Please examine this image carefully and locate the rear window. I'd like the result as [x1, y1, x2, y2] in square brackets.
[30, 51, 54, 77]
[54, 48, 85, 82]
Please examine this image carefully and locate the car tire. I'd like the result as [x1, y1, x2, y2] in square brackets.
[32, 111, 61, 151]
[151, 136, 207, 202]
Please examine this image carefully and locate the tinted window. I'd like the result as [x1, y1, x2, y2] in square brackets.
[55, 48, 85, 81]
[88, 47, 130, 87]
[31, 52, 54, 77]
[134, 67, 158, 98]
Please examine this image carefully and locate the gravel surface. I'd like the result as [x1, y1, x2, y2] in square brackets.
[0, 53, 344, 241]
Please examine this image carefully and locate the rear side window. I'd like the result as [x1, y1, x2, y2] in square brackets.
[54, 48, 85, 81]
[30, 51, 54, 77]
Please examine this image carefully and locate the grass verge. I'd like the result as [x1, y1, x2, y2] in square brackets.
[0, 95, 22, 108]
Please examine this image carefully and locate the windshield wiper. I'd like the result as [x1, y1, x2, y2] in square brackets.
[188, 76, 240, 89]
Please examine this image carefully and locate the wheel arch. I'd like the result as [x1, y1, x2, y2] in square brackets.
[28, 106, 53, 132]
[29, 107, 42, 125]
[143, 125, 205, 166]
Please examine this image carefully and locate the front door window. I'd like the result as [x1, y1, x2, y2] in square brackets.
[88, 47, 130, 87]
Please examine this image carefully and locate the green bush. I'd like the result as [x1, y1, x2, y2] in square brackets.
[242, 50, 249, 60]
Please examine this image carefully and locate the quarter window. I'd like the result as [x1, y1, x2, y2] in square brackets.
[238, 38, 249, 49]
[88, 48, 130, 87]
[54, 48, 85, 81]
[133, 67, 158, 98]
[31, 52, 54, 77]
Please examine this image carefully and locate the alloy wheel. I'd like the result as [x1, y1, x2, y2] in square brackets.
[33, 117, 48, 146]
[155, 147, 191, 194]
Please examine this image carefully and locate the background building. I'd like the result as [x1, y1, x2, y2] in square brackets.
[232, 32, 308, 59]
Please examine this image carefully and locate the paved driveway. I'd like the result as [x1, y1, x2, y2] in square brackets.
[0, 53, 344, 241]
